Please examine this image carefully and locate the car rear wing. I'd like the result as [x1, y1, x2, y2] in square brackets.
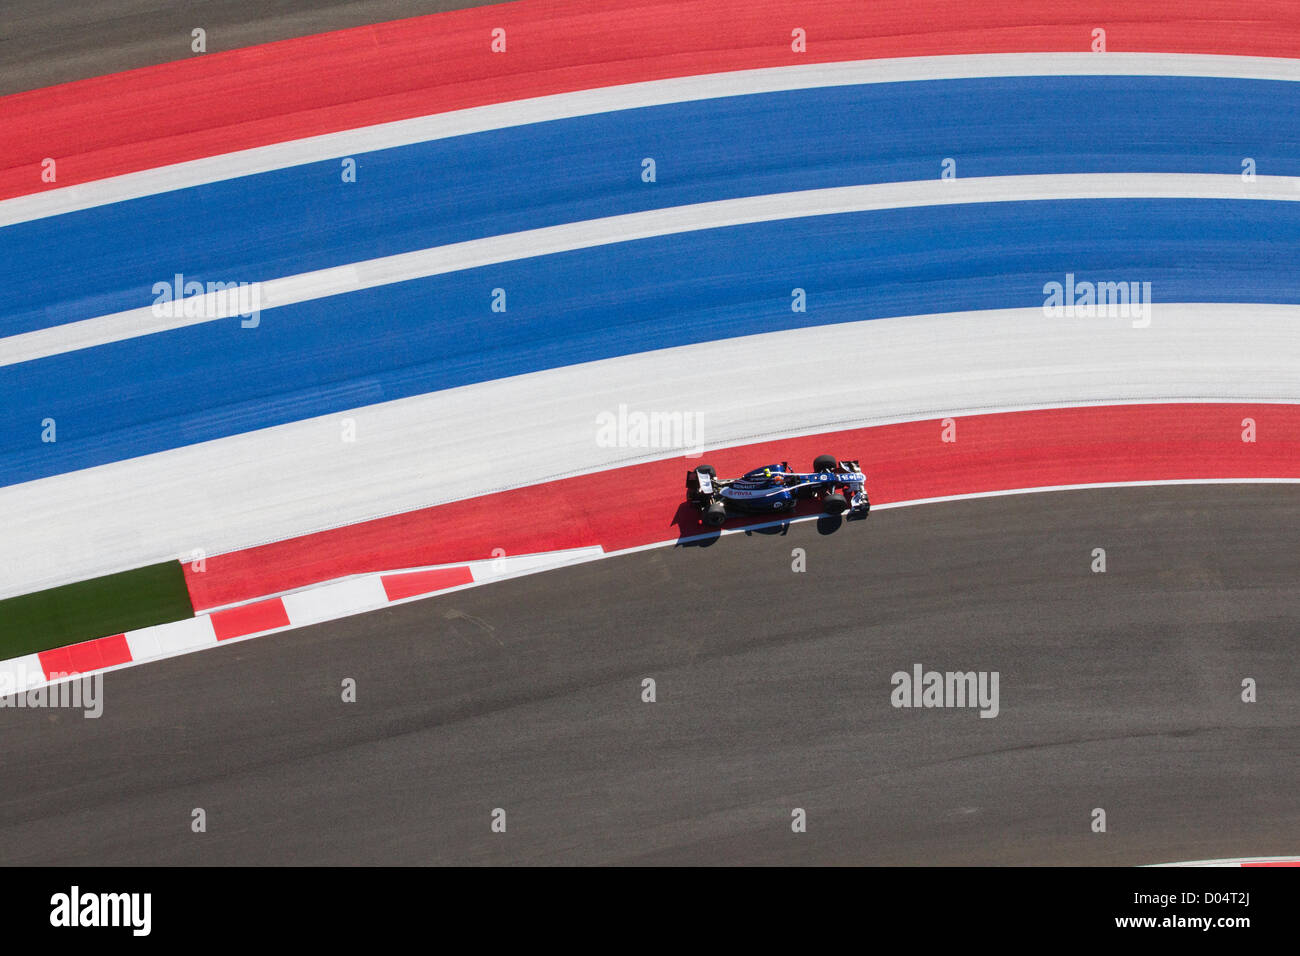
[685, 467, 714, 496]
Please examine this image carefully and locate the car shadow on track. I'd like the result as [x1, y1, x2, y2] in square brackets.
[672, 501, 859, 547]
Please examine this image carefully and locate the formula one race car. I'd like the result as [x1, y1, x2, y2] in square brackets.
[685, 455, 869, 527]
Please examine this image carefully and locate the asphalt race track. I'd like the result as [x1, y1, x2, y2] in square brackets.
[0, 486, 1294, 865]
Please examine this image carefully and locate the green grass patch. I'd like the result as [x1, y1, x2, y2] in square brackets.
[0, 561, 194, 658]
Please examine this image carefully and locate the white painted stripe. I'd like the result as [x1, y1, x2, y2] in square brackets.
[1148, 856, 1300, 866]
[123, 615, 217, 662]
[2, 303, 1297, 598]
[0, 653, 47, 697]
[281, 576, 389, 627]
[2, 476, 1296, 690]
[467, 546, 607, 582]
[4, 172, 1300, 367]
[5, 52, 1300, 228]
[877, 478, 1300, 503]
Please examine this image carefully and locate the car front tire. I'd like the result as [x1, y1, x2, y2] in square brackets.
[822, 491, 849, 514]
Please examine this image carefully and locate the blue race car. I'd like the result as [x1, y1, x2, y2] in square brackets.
[686, 455, 869, 527]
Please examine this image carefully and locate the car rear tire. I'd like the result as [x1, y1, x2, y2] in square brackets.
[822, 491, 849, 514]
[813, 455, 838, 473]
[704, 501, 727, 526]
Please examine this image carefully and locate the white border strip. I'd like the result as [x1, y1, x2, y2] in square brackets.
[5, 52, 1300, 228]
[1148, 856, 1300, 866]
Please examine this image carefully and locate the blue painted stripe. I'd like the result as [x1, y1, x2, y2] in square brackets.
[3, 197, 1298, 487]
[3, 75, 1299, 336]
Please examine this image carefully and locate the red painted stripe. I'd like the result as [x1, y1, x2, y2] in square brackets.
[209, 597, 291, 641]
[381, 566, 476, 602]
[183, 403, 1300, 611]
[1242, 861, 1300, 866]
[38, 633, 131, 678]
[4, 1, 1299, 201]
